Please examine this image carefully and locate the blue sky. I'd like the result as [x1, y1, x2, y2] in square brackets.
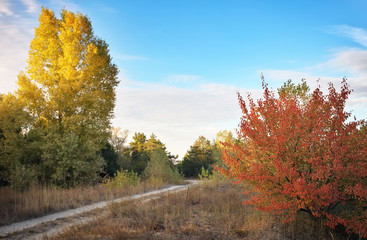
[1, 0, 367, 158]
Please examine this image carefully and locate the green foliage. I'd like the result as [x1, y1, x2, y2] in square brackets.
[198, 166, 213, 180]
[8, 162, 36, 191]
[143, 149, 182, 184]
[128, 132, 149, 174]
[145, 134, 165, 153]
[126, 132, 177, 175]
[119, 149, 133, 170]
[0, 93, 32, 188]
[130, 132, 147, 152]
[180, 136, 216, 177]
[129, 151, 150, 175]
[101, 142, 120, 177]
[103, 169, 140, 188]
[277, 79, 310, 100]
[42, 130, 104, 188]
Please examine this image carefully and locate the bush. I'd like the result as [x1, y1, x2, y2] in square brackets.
[103, 169, 140, 188]
[219, 79, 367, 237]
[198, 166, 212, 180]
[42, 130, 104, 188]
[143, 149, 182, 184]
[9, 162, 36, 191]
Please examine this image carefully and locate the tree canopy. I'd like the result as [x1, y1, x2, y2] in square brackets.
[125, 132, 177, 174]
[180, 136, 217, 177]
[17, 8, 119, 141]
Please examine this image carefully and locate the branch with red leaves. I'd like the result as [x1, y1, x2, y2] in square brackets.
[218, 78, 367, 237]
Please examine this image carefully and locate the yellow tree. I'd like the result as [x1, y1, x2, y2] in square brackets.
[16, 8, 119, 187]
[215, 130, 237, 150]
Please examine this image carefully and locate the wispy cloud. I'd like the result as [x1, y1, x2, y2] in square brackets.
[325, 49, 367, 74]
[261, 67, 367, 119]
[0, 0, 15, 16]
[329, 25, 367, 47]
[261, 26, 367, 121]
[20, 0, 39, 13]
[115, 51, 367, 158]
[0, 0, 39, 94]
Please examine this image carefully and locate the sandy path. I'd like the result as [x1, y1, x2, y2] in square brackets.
[0, 181, 198, 239]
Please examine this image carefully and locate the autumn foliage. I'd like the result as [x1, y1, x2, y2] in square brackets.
[0, 8, 119, 189]
[219, 78, 367, 237]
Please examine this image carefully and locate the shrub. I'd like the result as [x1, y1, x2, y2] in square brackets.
[42, 130, 104, 188]
[219, 79, 367, 238]
[9, 162, 36, 191]
[143, 149, 182, 184]
[198, 166, 212, 180]
[103, 169, 141, 188]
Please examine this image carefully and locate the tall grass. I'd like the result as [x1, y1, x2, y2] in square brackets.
[0, 176, 166, 226]
[1, 150, 185, 227]
[50, 180, 350, 240]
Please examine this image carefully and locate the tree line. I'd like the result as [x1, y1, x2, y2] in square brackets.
[103, 129, 237, 181]
[0, 7, 232, 189]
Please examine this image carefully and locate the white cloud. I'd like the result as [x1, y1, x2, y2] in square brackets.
[261, 67, 367, 120]
[113, 45, 367, 159]
[0, 0, 14, 16]
[0, 1, 39, 94]
[324, 49, 367, 74]
[20, 0, 39, 13]
[330, 25, 367, 47]
[113, 80, 254, 159]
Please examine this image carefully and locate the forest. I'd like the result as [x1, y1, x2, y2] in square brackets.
[1, 7, 366, 240]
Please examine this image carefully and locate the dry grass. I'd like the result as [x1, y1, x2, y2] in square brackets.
[0, 180, 167, 226]
[49, 180, 350, 240]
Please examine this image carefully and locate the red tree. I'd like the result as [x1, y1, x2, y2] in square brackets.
[219, 78, 367, 237]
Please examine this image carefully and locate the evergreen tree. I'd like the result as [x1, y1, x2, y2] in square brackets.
[180, 136, 216, 177]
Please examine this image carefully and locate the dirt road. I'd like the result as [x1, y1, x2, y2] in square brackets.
[0, 181, 198, 239]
